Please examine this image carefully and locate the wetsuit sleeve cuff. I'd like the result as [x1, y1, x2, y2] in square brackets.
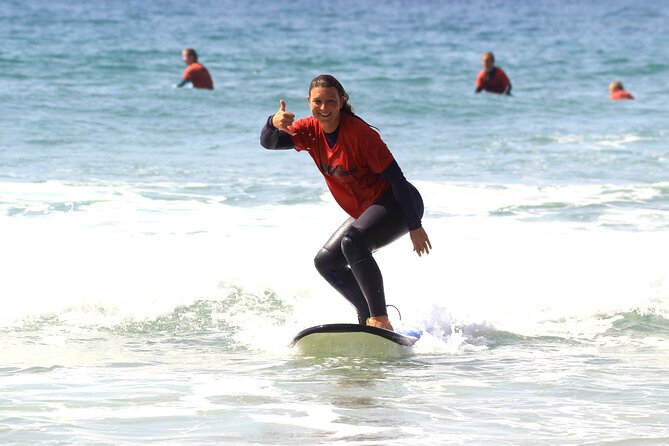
[260, 115, 295, 150]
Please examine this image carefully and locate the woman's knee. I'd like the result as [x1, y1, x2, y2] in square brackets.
[314, 247, 345, 276]
[340, 227, 370, 265]
[313, 248, 328, 275]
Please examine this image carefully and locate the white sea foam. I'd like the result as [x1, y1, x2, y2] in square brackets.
[2, 180, 667, 350]
[554, 133, 654, 149]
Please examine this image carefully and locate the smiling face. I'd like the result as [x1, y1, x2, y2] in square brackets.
[308, 86, 344, 133]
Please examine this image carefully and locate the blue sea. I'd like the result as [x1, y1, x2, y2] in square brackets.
[1, 0, 669, 444]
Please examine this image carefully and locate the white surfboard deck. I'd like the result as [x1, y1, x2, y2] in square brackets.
[290, 323, 421, 358]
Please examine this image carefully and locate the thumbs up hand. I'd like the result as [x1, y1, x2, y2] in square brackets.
[272, 100, 296, 135]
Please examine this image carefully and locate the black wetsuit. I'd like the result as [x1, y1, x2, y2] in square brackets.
[260, 116, 424, 324]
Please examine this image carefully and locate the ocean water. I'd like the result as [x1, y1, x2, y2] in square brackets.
[1, 0, 669, 444]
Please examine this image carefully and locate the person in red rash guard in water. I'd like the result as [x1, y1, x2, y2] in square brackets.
[609, 81, 634, 100]
[475, 52, 512, 96]
[177, 48, 213, 90]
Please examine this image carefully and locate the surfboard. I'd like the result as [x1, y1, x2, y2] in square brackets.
[290, 323, 421, 358]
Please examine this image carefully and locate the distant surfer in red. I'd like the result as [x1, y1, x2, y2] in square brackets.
[475, 52, 512, 95]
[260, 74, 431, 331]
[609, 81, 634, 100]
[177, 48, 214, 90]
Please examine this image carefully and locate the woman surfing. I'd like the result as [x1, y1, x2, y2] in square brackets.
[260, 74, 431, 331]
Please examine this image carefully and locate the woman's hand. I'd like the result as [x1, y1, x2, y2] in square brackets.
[410, 227, 432, 257]
[272, 100, 296, 135]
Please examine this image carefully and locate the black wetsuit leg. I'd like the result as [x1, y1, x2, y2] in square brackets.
[313, 186, 424, 323]
[314, 218, 371, 324]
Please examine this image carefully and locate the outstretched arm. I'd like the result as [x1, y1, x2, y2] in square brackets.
[260, 116, 294, 150]
[260, 100, 297, 150]
[176, 78, 190, 88]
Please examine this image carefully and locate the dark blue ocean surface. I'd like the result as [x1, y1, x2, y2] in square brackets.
[1, 0, 667, 193]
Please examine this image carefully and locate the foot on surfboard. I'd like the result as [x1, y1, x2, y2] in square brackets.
[358, 314, 370, 325]
[366, 316, 394, 331]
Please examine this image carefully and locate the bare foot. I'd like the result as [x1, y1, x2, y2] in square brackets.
[366, 316, 394, 331]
